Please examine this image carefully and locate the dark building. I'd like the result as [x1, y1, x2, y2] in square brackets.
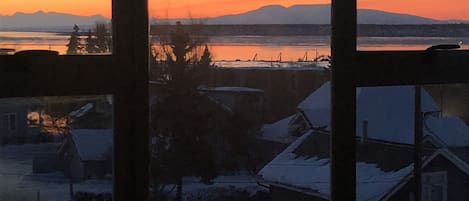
[0, 98, 42, 144]
[57, 129, 113, 181]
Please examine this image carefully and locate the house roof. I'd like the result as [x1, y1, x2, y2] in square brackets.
[424, 116, 469, 146]
[297, 81, 469, 146]
[380, 148, 469, 200]
[204, 87, 264, 93]
[260, 115, 297, 143]
[69, 103, 94, 118]
[71, 129, 113, 161]
[258, 132, 414, 201]
[199, 86, 263, 114]
[258, 132, 469, 201]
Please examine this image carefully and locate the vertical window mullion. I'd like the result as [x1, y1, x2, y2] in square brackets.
[331, 0, 357, 201]
[112, 0, 149, 201]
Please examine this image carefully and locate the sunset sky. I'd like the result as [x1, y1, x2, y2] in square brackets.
[0, 0, 469, 20]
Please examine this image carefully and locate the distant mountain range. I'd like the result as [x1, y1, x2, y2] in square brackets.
[158, 4, 466, 25]
[0, 4, 467, 32]
[0, 11, 109, 31]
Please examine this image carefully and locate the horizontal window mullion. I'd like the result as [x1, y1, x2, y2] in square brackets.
[355, 50, 469, 86]
[0, 55, 131, 97]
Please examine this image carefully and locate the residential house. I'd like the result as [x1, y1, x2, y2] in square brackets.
[0, 98, 42, 144]
[58, 129, 113, 181]
[258, 81, 469, 201]
[199, 86, 264, 127]
[259, 132, 469, 201]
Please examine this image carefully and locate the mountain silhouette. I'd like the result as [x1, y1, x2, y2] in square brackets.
[0, 11, 109, 29]
[1, 4, 467, 31]
[155, 4, 461, 25]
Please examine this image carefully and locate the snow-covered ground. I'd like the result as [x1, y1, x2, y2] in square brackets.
[0, 143, 112, 201]
[1, 143, 261, 201]
[182, 175, 261, 194]
[181, 175, 264, 201]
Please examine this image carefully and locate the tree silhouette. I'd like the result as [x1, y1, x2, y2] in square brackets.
[84, 22, 111, 53]
[66, 22, 111, 54]
[151, 22, 218, 201]
[85, 30, 96, 53]
[66, 24, 83, 55]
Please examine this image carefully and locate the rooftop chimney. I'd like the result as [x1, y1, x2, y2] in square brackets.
[362, 120, 369, 143]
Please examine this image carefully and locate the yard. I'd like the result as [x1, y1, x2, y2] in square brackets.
[0, 143, 112, 201]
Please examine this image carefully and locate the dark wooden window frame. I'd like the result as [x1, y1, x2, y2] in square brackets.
[0, 1, 149, 201]
[331, 1, 469, 201]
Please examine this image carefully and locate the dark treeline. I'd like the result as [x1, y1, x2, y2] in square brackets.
[151, 24, 469, 37]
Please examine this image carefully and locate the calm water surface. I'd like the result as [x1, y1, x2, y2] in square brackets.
[2, 32, 469, 63]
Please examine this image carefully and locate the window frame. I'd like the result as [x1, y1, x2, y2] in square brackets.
[331, 1, 469, 201]
[422, 171, 448, 201]
[1, 114, 8, 130]
[0, 1, 149, 201]
[8, 113, 17, 131]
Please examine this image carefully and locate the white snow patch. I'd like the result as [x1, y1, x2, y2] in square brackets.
[0, 143, 111, 201]
[210, 87, 263, 93]
[69, 103, 94, 118]
[425, 116, 469, 147]
[296, 82, 469, 146]
[182, 175, 260, 194]
[260, 115, 297, 143]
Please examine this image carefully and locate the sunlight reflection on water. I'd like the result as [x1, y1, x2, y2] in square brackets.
[2, 32, 468, 66]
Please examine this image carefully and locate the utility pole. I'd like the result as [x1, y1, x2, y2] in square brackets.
[414, 85, 423, 201]
[70, 179, 74, 201]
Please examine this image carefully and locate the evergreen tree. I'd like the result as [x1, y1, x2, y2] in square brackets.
[196, 45, 213, 84]
[66, 24, 83, 55]
[85, 30, 96, 53]
[200, 45, 212, 67]
[95, 22, 109, 53]
[151, 22, 217, 201]
[84, 22, 111, 54]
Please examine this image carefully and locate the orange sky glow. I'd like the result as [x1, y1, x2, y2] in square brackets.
[150, 0, 469, 20]
[1, 0, 469, 20]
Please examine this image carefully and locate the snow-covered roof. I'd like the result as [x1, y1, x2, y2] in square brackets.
[69, 103, 94, 118]
[424, 116, 469, 146]
[71, 129, 113, 161]
[259, 132, 469, 201]
[260, 115, 297, 143]
[258, 133, 413, 201]
[203, 87, 264, 93]
[297, 81, 469, 146]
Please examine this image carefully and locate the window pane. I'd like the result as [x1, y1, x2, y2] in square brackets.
[149, 1, 331, 200]
[9, 114, 16, 131]
[357, 0, 469, 51]
[0, 96, 114, 201]
[2, 115, 8, 130]
[0, 1, 112, 55]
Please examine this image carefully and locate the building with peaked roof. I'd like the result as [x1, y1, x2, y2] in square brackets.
[261, 81, 469, 147]
[258, 81, 469, 201]
[58, 129, 113, 181]
[259, 132, 469, 201]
